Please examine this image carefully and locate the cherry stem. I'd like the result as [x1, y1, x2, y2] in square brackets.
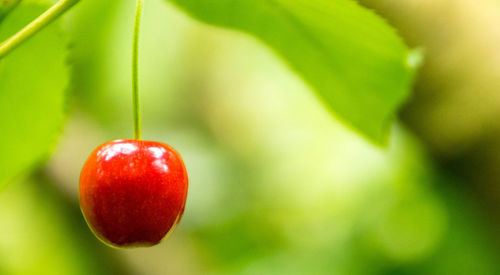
[0, 0, 79, 59]
[132, 0, 143, 140]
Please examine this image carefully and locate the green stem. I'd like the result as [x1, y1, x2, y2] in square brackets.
[0, 0, 79, 59]
[132, 0, 143, 140]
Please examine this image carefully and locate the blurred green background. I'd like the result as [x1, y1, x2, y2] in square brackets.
[3, 0, 500, 274]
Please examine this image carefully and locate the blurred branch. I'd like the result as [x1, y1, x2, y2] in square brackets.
[0, 0, 79, 59]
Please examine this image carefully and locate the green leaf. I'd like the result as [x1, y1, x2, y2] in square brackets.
[0, 0, 21, 22]
[166, 0, 418, 143]
[0, 2, 69, 186]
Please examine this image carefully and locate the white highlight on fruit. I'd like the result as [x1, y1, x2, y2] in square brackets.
[148, 146, 166, 158]
[100, 143, 138, 161]
[153, 159, 169, 173]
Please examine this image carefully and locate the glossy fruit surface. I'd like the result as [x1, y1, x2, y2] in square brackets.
[79, 139, 188, 247]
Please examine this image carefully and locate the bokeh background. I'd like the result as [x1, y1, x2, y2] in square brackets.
[2, 0, 500, 274]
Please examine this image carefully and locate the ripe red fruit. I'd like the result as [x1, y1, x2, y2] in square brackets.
[79, 139, 188, 247]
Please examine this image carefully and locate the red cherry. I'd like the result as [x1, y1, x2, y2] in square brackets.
[79, 139, 188, 247]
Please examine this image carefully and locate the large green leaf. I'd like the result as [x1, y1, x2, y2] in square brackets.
[0, 0, 21, 22]
[166, 0, 418, 143]
[0, 2, 69, 186]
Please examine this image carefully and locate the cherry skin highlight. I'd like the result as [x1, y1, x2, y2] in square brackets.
[79, 139, 188, 247]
